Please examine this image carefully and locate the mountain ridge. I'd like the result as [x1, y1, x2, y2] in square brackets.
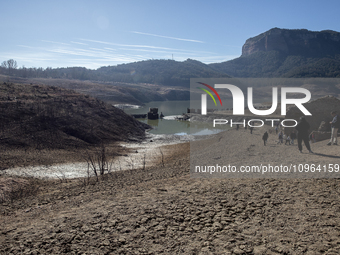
[2, 28, 340, 85]
[209, 28, 340, 78]
[242, 27, 340, 57]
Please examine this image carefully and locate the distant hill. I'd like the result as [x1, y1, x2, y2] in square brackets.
[0, 83, 149, 150]
[209, 28, 340, 77]
[0, 59, 229, 88]
[95, 59, 229, 86]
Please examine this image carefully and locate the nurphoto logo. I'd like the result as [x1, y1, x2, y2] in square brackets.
[192, 78, 312, 128]
[199, 83, 311, 116]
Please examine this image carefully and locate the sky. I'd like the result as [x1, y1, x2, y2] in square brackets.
[1, 0, 340, 69]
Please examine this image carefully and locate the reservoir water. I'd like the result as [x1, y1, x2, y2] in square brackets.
[122, 97, 271, 135]
[123, 100, 227, 135]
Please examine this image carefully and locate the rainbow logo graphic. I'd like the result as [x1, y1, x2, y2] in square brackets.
[197, 82, 222, 115]
[197, 82, 223, 106]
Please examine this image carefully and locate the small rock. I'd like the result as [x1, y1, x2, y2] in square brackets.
[118, 237, 126, 244]
[233, 247, 244, 254]
[101, 240, 110, 246]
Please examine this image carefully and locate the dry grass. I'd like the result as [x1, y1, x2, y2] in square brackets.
[0, 177, 40, 203]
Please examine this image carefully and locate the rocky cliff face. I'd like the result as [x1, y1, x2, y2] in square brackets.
[242, 28, 340, 57]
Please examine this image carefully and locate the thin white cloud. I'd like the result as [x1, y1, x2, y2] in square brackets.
[79, 38, 176, 50]
[45, 47, 145, 63]
[7, 35, 238, 69]
[41, 40, 70, 46]
[89, 47, 114, 52]
[17, 45, 38, 49]
[70, 41, 88, 46]
[0, 52, 57, 63]
[118, 47, 200, 56]
[104, 47, 117, 51]
[2, 46, 143, 69]
[131, 31, 204, 43]
[79, 38, 197, 52]
[78, 38, 117, 46]
[79, 38, 214, 54]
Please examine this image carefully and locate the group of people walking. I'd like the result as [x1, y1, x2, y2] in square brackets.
[276, 130, 297, 145]
[262, 111, 339, 153]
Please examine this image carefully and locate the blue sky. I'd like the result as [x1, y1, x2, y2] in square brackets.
[1, 0, 340, 69]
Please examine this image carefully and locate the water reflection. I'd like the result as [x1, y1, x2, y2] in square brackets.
[126, 100, 228, 136]
[124, 101, 190, 116]
[137, 118, 225, 136]
[147, 119, 159, 127]
[124, 99, 270, 135]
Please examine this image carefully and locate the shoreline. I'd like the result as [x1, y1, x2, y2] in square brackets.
[1, 132, 195, 179]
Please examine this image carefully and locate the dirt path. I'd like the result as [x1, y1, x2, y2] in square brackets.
[1, 128, 340, 254]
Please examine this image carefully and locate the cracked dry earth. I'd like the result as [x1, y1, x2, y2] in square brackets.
[1, 128, 340, 254]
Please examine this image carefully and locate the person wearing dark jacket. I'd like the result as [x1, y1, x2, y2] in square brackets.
[262, 131, 268, 145]
[295, 116, 313, 153]
[327, 111, 339, 145]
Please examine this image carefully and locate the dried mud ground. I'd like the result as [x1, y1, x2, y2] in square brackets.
[1, 127, 340, 254]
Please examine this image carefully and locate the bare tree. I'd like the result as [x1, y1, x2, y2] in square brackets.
[83, 144, 114, 182]
[1, 60, 7, 68]
[1, 59, 17, 75]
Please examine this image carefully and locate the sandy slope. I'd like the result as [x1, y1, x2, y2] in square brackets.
[1, 127, 340, 254]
